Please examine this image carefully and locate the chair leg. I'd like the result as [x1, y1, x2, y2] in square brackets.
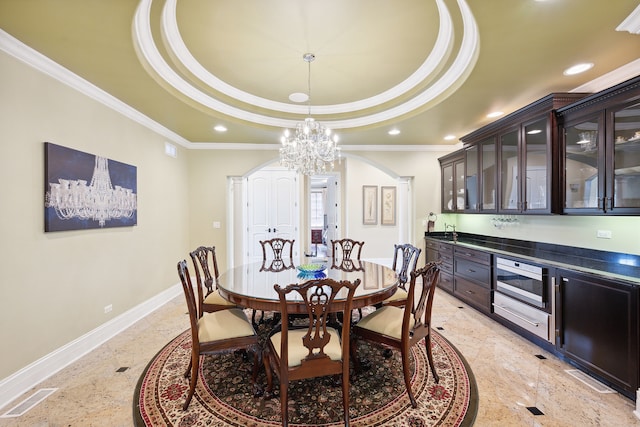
[183, 358, 192, 378]
[425, 334, 440, 383]
[263, 351, 274, 399]
[341, 372, 350, 426]
[183, 353, 199, 410]
[280, 380, 289, 427]
[349, 336, 361, 374]
[400, 347, 417, 408]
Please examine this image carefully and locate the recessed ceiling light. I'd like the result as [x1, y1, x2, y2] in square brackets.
[563, 63, 594, 76]
[444, 135, 456, 140]
[487, 111, 504, 118]
[213, 125, 227, 132]
[289, 92, 309, 103]
[527, 129, 542, 135]
[388, 128, 401, 136]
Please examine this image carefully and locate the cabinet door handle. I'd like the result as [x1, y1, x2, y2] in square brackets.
[468, 268, 476, 273]
[465, 290, 474, 294]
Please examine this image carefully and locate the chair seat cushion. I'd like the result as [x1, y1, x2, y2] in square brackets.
[270, 327, 342, 367]
[383, 287, 407, 303]
[355, 306, 414, 340]
[203, 290, 235, 306]
[198, 308, 255, 342]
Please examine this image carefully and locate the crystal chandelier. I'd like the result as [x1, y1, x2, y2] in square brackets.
[280, 53, 339, 176]
[45, 155, 137, 227]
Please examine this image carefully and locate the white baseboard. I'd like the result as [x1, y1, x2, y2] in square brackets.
[0, 283, 182, 411]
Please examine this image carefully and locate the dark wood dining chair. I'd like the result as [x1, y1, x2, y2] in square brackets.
[177, 260, 261, 410]
[190, 246, 236, 315]
[351, 262, 440, 408]
[263, 277, 360, 427]
[330, 238, 364, 272]
[260, 238, 295, 272]
[380, 243, 422, 307]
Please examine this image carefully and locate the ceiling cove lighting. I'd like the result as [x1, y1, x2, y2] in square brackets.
[444, 135, 456, 140]
[279, 53, 340, 176]
[563, 63, 594, 76]
[388, 129, 401, 136]
[213, 125, 227, 132]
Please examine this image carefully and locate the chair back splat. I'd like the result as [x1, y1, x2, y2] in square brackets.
[260, 238, 295, 272]
[264, 277, 360, 427]
[352, 262, 440, 408]
[330, 238, 364, 272]
[393, 243, 422, 290]
[190, 246, 235, 316]
[380, 243, 422, 308]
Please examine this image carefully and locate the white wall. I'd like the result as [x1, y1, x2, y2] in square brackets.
[0, 48, 190, 379]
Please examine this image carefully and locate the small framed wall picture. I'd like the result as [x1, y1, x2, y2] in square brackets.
[381, 186, 396, 226]
[362, 185, 377, 225]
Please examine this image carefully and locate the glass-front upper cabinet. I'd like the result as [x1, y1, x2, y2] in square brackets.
[558, 75, 640, 215]
[481, 138, 497, 212]
[498, 118, 553, 214]
[524, 117, 551, 211]
[439, 151, 465, 213]
[563, 115, 601, 211]
[499, 128, 520, 212]
[611, 101, 640, 210]
[454, 158, 465, 211]
[458, 93, 588, 215]
[465, 145, 478, 211]
[464, 137, 496, 213]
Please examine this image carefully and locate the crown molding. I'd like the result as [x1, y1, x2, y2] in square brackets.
[0, 29, 192, 149]
[571, 58, 640, 93]
[617, 4, 640, 34]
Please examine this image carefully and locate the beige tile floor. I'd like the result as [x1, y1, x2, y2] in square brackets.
[0, 290, 638, 426]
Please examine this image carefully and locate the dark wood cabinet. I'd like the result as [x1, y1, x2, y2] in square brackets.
[558, 75, 640, 215]
[425, 234, 640, 399]
[556, 269, 639, 397]
[460, 93, 586, 214]
[438, 151, 465, 213]
[425, 237, 454, 293]
[453, 246, 492, 314]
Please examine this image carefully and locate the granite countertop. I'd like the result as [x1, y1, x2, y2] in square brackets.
[425, 232, 640, 285]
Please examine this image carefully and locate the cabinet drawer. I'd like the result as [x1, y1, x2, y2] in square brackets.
[426, 239, 439, 251]
[425, 239, 440, 251]
[454, 276, 491, 310]
[440, 260, 453, 274]
[438, 271, 454, 293]
[454, 246, 491, 265]
[439, 246, 454, 265]
[454, 258, 491, 287]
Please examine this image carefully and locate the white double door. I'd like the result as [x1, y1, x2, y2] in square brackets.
[245, 168, 299, 264]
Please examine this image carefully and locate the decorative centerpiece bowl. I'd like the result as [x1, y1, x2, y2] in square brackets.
[297, 263, 327, 279]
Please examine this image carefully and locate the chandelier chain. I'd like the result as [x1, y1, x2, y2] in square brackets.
[280, 53, 339, 176]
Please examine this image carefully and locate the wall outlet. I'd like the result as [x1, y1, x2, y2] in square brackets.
[596, 230, 612, 239]
[104, 304, 113, 314]
[213, 221, 221, 229]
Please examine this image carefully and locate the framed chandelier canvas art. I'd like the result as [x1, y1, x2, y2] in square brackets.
[44, 142, 137, 232]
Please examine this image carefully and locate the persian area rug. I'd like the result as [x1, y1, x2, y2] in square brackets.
[134, 327, 477, 427]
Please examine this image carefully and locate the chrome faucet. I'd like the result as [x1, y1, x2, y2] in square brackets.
[444, 223, 458, 242]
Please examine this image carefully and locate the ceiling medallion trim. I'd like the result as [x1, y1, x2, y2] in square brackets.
[160, 0, 454, 115]
[132, 0, 479, 130]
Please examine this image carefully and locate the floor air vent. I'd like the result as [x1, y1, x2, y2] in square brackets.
[565, 370, 615, 394]
[1, 388, 57, 418]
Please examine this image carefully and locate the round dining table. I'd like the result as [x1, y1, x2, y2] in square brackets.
[217, 258, 399, 314]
